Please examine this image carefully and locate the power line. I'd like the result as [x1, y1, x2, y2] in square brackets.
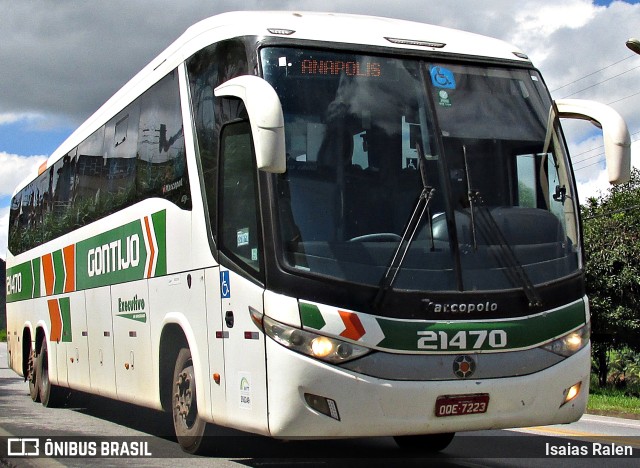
[551, 54, 638, 92]
[573, 135, 640, 172]
[583, 204, 640, 220]
[571, 130, 640, 167]
[559, 64, 640, 99]
[607, 89, 640, 106]
[574, 158, 605, 172]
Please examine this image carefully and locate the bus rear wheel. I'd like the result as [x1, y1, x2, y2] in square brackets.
[36, 340, 66, 407]
[172, 347, 208, 454]
[27, 345, 40, 402]
[394, 432, 455, 452]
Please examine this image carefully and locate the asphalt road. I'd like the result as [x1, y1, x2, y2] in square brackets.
[0, 342, 638, 467]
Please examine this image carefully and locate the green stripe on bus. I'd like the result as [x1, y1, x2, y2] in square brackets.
[300, 302, 327, 330]
[52, 249, 66, 295]
[375, 300, 585, 352]
[59, 297, 72, 343]
[31, 257, 41, 299]
[151, 210, 167, 276]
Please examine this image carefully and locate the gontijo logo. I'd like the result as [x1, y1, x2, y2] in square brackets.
[76, 212, 166, 290]
[87, 234, 141, 277]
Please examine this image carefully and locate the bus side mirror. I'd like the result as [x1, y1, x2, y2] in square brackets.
[214, 75, 286, 173]
[555, 98, 631, 184]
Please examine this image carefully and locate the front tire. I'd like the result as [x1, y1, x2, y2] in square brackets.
[36, 339, 67, 407]
[172, 347, 209, 454]
[394, 432, 455, 452]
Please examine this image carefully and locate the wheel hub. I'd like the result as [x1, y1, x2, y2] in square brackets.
[175, 370, 195, 424]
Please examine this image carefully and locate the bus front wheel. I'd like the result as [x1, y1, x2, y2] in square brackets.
[172, 347, 208, 454]
[394, 432, 455, 452]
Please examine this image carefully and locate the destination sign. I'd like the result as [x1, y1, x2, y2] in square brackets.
[300, 59, 382, 77]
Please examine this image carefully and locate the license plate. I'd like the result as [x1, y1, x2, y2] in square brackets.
[435, 394, 489, 417]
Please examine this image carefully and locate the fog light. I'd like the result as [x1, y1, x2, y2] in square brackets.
[304, 393, 340, 421]
[561, 382, 582, 407]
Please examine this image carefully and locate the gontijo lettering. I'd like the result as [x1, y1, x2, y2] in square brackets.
[87, 234, 140, 277]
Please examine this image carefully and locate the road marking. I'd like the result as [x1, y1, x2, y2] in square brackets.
[512, 426, 640, 448]
[581, 414, 640, 428]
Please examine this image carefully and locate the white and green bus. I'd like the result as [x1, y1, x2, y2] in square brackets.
[5, 11, 631, 453]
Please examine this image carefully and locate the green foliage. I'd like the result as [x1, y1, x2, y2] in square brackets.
[588, 388, 640, 415]
[0, 329, 6, 343]
[582, 168, 640, 385]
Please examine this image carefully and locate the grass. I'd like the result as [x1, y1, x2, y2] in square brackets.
[588, 382, 640, 416]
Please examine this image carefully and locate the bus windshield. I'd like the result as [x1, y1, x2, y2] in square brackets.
[261, 47, 580, 294]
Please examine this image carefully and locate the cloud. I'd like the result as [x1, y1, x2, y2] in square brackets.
[0, 113, 31, 125]
[1, 1, 638, 124]
[0, 0, 638, 201]
[0, 152, 47, 197]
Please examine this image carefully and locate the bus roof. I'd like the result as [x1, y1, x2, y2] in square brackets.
[17, 11, 530, 195]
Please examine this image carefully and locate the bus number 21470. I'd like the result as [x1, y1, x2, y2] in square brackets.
[417, 330, 507, 350]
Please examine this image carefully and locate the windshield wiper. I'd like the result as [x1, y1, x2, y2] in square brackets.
[462, 145, 542, 309]
[373, 144, 435, 311]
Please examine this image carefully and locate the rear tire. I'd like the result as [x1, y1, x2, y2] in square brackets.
[37, 339, 67, 407]
[394, 432, 455, 452]
[28, 345, 40, 402]
[172, 347, 209, 454]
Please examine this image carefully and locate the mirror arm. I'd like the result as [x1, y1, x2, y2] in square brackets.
[215, 75, 286, 173]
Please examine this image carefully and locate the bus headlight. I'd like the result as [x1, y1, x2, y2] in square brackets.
[543, 322, 590, 357]
[250, 308, 371, 364]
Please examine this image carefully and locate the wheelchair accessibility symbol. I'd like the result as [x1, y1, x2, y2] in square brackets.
[220, 270, 231, 298]
[430, 66, 456, 89]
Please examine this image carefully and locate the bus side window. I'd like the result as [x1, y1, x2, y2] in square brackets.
[75, 126, 106, 226]
[137, 69, 191, 209]
[219, 120, 263, 277]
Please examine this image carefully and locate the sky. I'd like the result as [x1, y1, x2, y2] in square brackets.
[1, 0, 639, 259]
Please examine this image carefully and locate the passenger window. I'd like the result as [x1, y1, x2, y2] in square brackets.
[219, 120, 262, 276]
[137, 70, 191, 208]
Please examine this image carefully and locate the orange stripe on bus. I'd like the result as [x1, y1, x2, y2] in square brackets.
[144, 216, 155, 278]
[63, 244, 75, 293]
[42, 253, 55, 296]
[47, 299, 62, 342]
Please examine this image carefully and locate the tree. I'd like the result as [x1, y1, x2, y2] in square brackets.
[582, 169, 640, 386]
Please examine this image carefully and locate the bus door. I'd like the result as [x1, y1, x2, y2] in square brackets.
[111, 280, 153, 403]
[219, 269, 268, 433]
[216, 120, 269, 434]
